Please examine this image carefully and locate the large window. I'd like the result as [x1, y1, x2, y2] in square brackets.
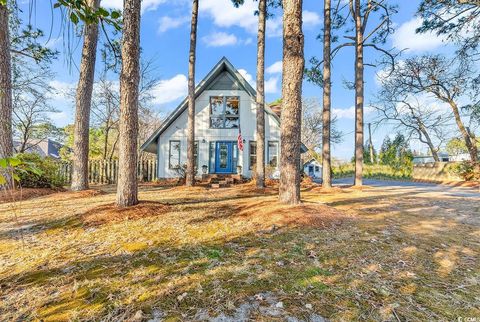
[268, 141, 279, 167]
[209, 142, 215, 173]
[249, 141, 256, 170]
[210, 96, 240, 129]
[194, 141, 199, 168]
[169, 140, 180, 169]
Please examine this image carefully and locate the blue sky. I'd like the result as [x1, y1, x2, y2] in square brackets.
[18, 0, 458, 160]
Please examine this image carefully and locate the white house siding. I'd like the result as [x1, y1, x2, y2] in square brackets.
[157, 89, 281, 178]
[303, 160, 322, 179]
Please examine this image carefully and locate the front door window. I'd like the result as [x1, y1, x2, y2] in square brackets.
[214, 141, 237, 173]
[219, 143, 228, 169]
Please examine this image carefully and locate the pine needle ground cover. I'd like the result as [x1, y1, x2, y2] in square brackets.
[0, 183, 479, 321]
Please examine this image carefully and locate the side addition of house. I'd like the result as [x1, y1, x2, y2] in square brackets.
[141, 57, 283, 179]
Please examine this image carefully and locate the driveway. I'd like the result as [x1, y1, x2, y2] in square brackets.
[329, 177, 480, 199]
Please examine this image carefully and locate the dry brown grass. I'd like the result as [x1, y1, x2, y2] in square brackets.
[0, 182, 478, 321]
[0, 187, 63, 203]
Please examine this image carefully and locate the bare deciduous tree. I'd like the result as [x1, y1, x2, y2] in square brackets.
[279, 0, 304, 205]
[384, 55, 479, 161]
[301, 98, 342, 155]
[12, 65, 57, 153]
[372, 95, 450, 162]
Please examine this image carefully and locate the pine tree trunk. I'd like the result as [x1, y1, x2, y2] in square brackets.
[186, 0, 199, 187]
[0, 3, 13, 188]
[71, 0, 100, 191]
[354, 0, 364, 186]
[0, 3, 13, 161]
[322, 0, 332, 188]
[116, 0, 140, 207]
[255, 0, 266, 188]
[279, 0, 304, 205]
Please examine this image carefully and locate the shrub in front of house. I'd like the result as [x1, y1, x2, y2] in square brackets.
[15, 153, 65, 188]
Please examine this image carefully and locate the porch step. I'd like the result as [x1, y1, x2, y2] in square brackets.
[203, 174, 242, 184]
[205, 174, 242, 188]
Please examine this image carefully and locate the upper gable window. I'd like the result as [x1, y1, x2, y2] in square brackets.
[210, 96, 239, 129]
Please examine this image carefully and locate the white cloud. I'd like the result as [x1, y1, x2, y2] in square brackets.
[48, 80, 75, 100]
[198, 0, 287, 38]
[150, 74, 187, 105]
[332, 105, 374, 119]
[200, 0, 258, 34]
[202, 31, 238, 47]
[47, 111, 72, 127]
[102, 0, 169, 12]
[266, 16, 283, 37]
[158, 16, 190, 33]
[303, 10, 321, 28]
[238, 69, 279, 94]
[392, 17, 447, 52]
[266, 61, 282, 74]
[101, 0, 122, 10]
[238, 69, 255, 87]
[265, 76, 279, 94]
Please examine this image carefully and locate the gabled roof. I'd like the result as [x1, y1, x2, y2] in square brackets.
[141, 57, 280, 153]
[303, 158, 322, 167]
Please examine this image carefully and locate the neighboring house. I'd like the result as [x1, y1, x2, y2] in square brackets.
[141, 57, 306, 179]
[13, 139, 65, 159]
[449, 153, 473, 162]
[413, 152, 471, 164]
[303, 159, 322, 179]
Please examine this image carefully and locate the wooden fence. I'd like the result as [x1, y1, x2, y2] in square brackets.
[58, 159, 158, 184]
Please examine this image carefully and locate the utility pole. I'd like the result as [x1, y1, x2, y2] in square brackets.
[368, 123, 374, 164]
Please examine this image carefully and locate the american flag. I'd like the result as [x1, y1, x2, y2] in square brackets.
[237, 127, 244, 151]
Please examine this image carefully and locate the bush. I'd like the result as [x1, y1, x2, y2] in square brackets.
[333, 163, 413, 180]
[15, 153, 65, 188]
[447, 161, 480, 181]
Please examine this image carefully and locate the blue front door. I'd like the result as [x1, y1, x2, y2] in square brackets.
[215, 141, 234, 173]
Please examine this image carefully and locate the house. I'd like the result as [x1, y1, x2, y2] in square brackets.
[303, 159, 322, 179]
[412, 152, 469, 164]
[141, 57, 305, 179]
[13, 139, 65, 159]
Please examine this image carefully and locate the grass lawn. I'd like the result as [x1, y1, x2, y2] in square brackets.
[0, 182, 479, 321]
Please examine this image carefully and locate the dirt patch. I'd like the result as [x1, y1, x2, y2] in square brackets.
[53, 189, 106, 201]
[0, 188, 62, 204]
[276, 203, 351, 229]
[309, 186, 349, 194]
[81, 201, 170, 226]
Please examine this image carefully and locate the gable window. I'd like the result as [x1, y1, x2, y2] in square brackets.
[169, 140, 180, 169]
[267, 141, 278, 167]
[249, 141, 256, 170]
[210, 96, 240, 129]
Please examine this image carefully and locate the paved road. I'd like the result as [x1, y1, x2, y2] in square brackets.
[321, 177, 480, 199]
